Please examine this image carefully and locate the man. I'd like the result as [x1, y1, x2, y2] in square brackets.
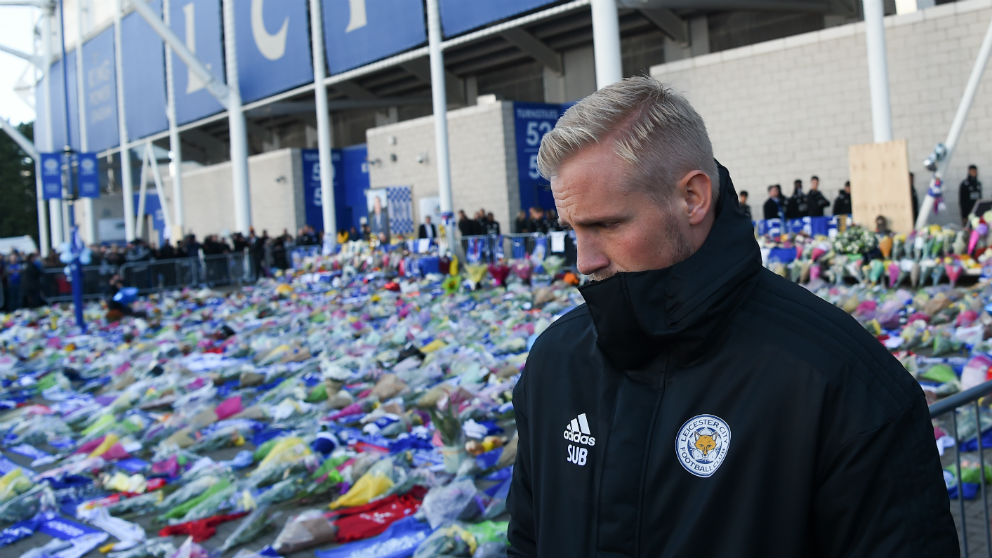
[806, 175, 830, 217]
[508, 76, 957, 556]
[833, 180, 852, 216]
[528, 206, 550, 234]
[369, 195, 391, 243]
[457, 209, 475, 237]
[738, 190, 752, 222]
[785, 179, 807, 219]
[959, 164, 982, 223]
[418, 216, 437, 240]
[762, 184, 784, 220]
[910, 172, 920, 221]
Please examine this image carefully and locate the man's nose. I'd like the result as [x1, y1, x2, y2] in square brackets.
[575, 235, 609, 277]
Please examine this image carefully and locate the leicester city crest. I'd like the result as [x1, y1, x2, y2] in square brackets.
[676, 414, 731, 478]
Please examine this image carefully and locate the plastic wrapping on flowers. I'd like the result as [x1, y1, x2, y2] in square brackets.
[5, 229, 992, 555]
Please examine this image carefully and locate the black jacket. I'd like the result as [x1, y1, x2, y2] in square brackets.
[762, 196, 783, 220]
[960, 177, 983, 220]
[418, 223, 437, 239]
[508, 165, 957, 556]
[806, 189, 830, 217]
[833, 190, 852, 216]
[785, 190, 807, 219]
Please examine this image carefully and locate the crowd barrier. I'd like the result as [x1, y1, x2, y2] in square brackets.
[930, 380, 992, 556]
[461, 232, 577, 266]
[38, 250, 256, 303]
[756, 215, 849, 237]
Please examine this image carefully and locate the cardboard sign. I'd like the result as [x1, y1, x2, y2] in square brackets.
[849, 140, 913, 233]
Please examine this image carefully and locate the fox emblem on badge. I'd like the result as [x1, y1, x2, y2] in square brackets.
[677, 414, 731, 478]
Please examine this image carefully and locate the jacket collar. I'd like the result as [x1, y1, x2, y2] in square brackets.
[578, 163, 761, 370]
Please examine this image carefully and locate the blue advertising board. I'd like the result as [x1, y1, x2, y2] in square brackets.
[41, 153, 62, 200]
[235, 0, 313, 103]
[321, 0, 426, 74]
[302, 145, 370, 234]
[336, 145, 370, 232]
[513, 102, 566, 211]
[81, 27, 120, 152]
[438, 0, 556, 37]
[122, 0, 168, 140]
[302, 149, 323, 232]
[170, 0, 225, 124]
[77, 153, 100, 198]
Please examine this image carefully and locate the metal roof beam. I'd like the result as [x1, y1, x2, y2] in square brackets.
[400, 59, 465, 105]
[618, 0, 830, 13]
[332, 80, 378, 100]
[639, 8, 687, 44]
[500, 27, 563, 74]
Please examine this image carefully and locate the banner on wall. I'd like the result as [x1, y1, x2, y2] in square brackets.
[170, 0, 225, 125]
[321, 0, 426, 74]
[77, 153, 100, 198]
[235, 0, 313, 103]
[438, 0, 556, 37]
[41, 153, 63, 200]
[82, 28, 120, 152]
[513, 102, 567, 212]
[122, 0, 168, 141]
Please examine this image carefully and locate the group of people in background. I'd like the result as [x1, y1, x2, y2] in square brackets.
[750, 176, 848, 222]
[743, 165, 982, 226]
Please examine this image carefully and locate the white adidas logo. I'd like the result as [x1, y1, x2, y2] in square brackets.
[563, 413, 596, 447]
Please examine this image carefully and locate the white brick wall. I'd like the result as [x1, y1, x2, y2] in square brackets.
[162, 148, 305, 239]
[651, 0, 992, 224]
[366, 100, 517, 231]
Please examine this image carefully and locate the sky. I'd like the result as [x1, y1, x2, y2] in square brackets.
[0, 6, 40, 126]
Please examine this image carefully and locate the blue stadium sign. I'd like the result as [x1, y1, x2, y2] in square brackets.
[81, 27, 120, 152]
[235, 0, 314, 103]
[170, 0, 225, 125]
[122, 0, 168, 140]
[438, 0, 557, 37]
[321, 0, 426, 74]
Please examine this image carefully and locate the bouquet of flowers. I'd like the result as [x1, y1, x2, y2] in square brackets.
[832, 225, 877, 256]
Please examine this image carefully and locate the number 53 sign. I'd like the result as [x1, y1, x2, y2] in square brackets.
[514, 102, 567, 212]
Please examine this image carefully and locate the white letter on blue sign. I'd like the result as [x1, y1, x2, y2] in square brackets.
[183, 2, 206, 94]
[345, 0, 367, 32]
[251, 0, 288, 60]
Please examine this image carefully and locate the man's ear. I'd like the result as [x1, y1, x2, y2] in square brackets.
[679, 171, 713, 226]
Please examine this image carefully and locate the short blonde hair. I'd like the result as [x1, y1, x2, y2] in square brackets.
[537, 76, 718, 204]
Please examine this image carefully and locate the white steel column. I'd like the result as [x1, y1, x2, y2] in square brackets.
[426, 0, 455, 252]
[221, 0, 251, 235]
[163, 0, 184, 237]
[114, 0, 136, 241]
[75, 0, 96, 244]
[309, 0, 337, 247]
[30, 12, 49, 256]
[41, 7, 64, 249]
[863, 0, 893, 142]
[591, 0, 622, 89]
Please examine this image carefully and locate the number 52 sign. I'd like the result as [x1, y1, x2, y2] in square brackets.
[514, 102, 566, 212]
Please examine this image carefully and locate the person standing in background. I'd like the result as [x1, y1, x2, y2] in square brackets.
[833, 181, 852, 216]
[763, 184, 785, 221]
[738, 190, 752, 222]
[960, 164, 982, 224]
[806, 176, 829, 217]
